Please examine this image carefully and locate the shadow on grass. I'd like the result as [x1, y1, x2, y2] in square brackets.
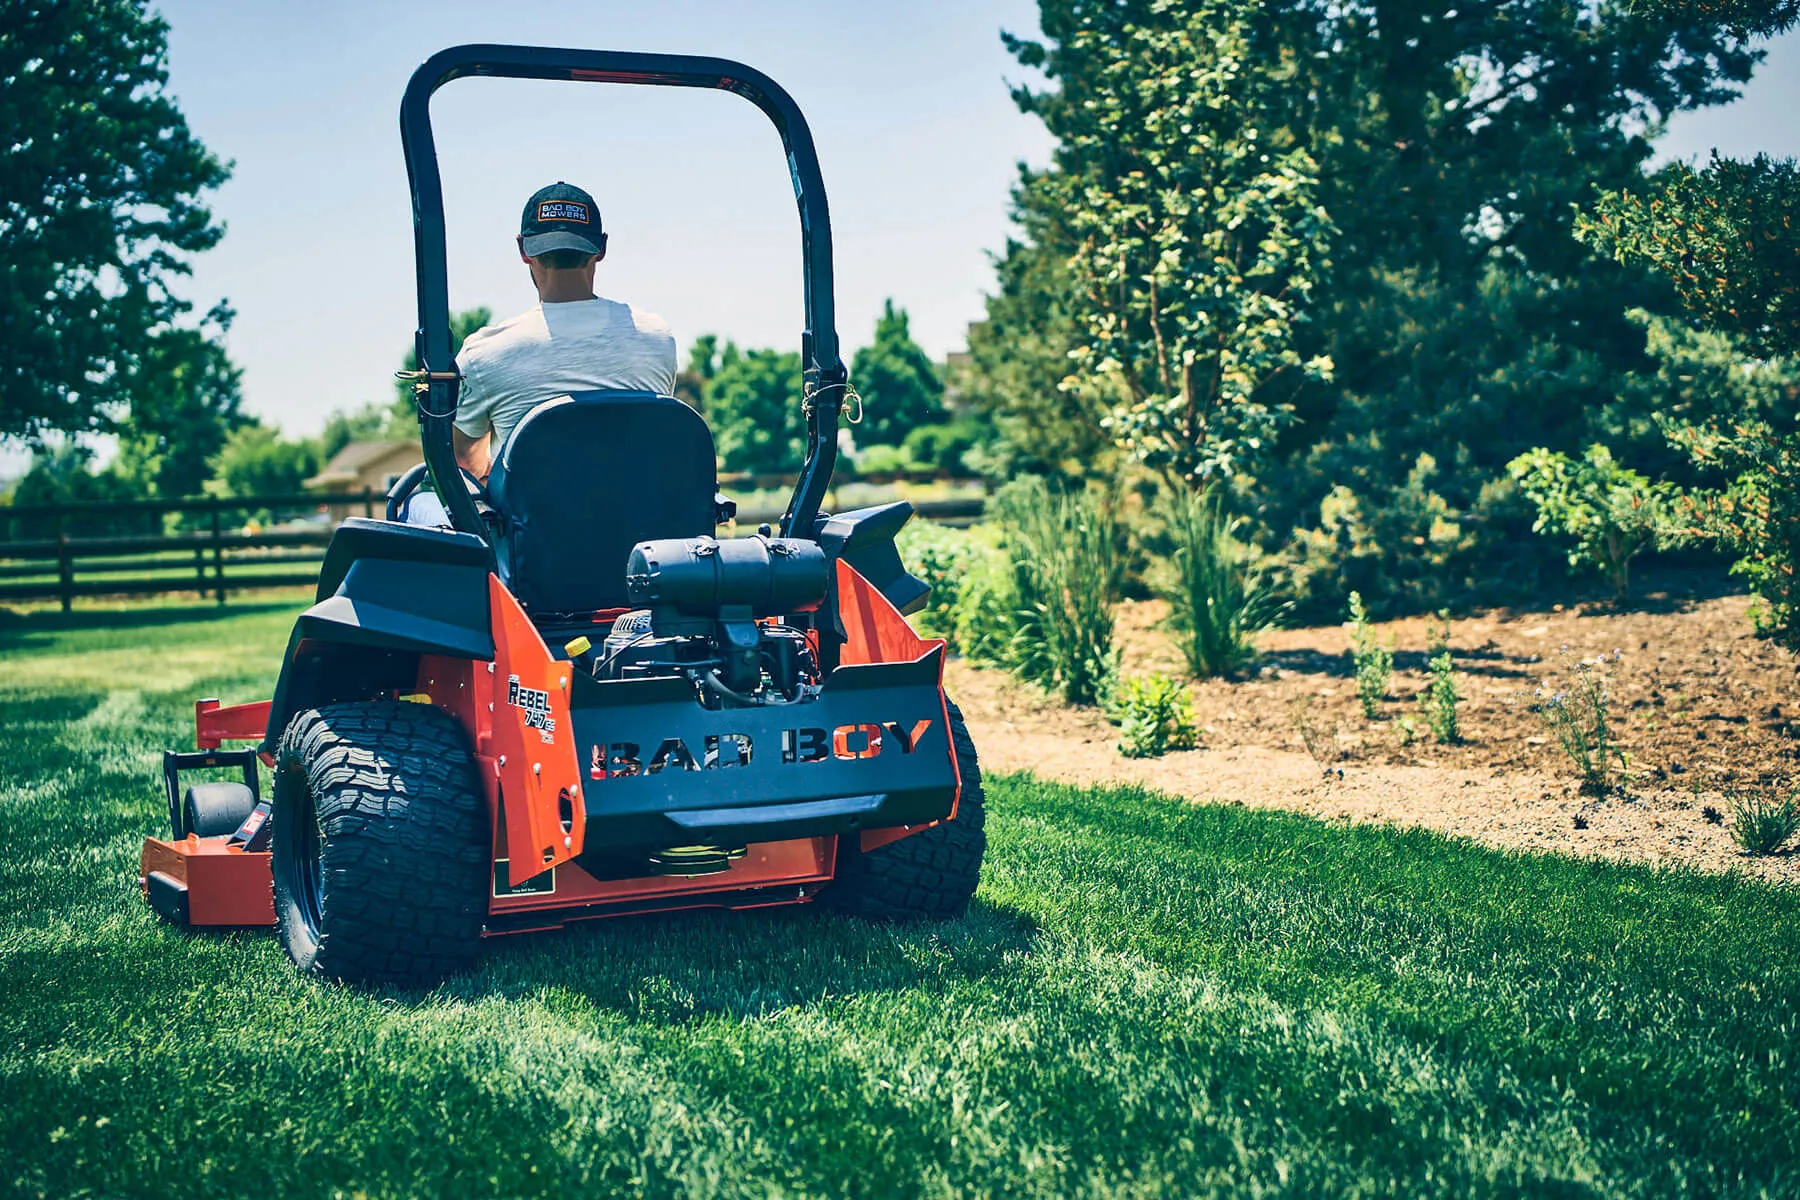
[448, 895, 1041, 1021]
[0, 598, 304, 652]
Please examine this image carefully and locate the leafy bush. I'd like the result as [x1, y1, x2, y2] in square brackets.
[893, 521, 1002, 652]
[992, 477, 1119, 706]
[1533, 650, 1626, 797]
[1110, 672, 1199, 759]
[1506, 445, 1675, 597]
[1160, 488, 1287, 679]
[1346, 591, 1391, 719]
[900, 420, 982, 474]
[1728, 789, 1800, 856]
[1668, 419, 1800, 649]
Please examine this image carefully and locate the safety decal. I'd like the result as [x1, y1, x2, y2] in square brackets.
[507, 675, 557, 742]
[537, 200, 589, 224]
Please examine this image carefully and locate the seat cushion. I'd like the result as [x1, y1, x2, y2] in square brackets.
[487, 391, 717, 613]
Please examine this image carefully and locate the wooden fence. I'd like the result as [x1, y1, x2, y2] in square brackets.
[0, 478, 987, 611]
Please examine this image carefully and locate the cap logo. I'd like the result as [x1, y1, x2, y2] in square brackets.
[536, 200, 590, 224]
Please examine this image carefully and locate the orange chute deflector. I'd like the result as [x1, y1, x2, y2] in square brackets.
[487, 575, 586, 886]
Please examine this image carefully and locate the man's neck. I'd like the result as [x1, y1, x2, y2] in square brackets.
[537, 282, 595, 304]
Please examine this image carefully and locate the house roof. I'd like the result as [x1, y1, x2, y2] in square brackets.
[306, 439, 420, 490]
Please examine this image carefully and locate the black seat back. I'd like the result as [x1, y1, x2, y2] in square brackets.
[487, 391, 716, 614]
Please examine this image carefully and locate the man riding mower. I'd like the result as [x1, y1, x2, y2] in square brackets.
[138, 44, 986, 987]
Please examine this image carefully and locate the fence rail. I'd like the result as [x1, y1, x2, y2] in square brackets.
[1, 477, 987, 611]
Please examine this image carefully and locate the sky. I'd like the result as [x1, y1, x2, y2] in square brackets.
[18, 2, 1800, 458]
[148, 0, 1058, 440]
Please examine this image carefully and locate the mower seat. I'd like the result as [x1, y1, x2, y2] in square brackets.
[486, 391, 717, 615]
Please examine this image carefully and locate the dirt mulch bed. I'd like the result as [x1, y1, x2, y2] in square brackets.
[948, 568, 1800, 885]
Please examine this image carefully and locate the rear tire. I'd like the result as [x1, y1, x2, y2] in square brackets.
[824, 697, 986, 919]
[271, 701, 489, 986]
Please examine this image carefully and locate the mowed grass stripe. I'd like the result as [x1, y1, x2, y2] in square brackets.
[2, 603, 1797, 1198]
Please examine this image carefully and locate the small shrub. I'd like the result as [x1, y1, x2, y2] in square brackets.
[1160, 487, 1288, 679]
[1393, 714, 1422, 747]
[1421, 650, 1461, 743]
[1727, 789, 1800, 855]
[992, 477, 1119, 706]
[1506, 444, 1675, 597]
[1533, 649, 1626, 796]
[1346, 591, 1392, 719]
[894, 521, 1001, 651]
[1112, 673, 1199, 759]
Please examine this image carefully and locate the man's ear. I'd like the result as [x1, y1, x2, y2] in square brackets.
[517, 235, 532, 264]
[593, 232, 608, 263]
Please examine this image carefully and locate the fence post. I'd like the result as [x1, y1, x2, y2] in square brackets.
[210, 507, 225, 605]
[55, 509, 72, 614]
[363, 489, 374, 519]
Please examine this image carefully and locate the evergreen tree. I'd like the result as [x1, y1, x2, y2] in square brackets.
[707, 344, 807, 474]
[850, 301, 944, 447]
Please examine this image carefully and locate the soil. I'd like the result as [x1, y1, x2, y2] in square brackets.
[947, 567, 1800, 885]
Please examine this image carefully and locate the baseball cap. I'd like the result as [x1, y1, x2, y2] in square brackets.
[519, 182, 605, 258]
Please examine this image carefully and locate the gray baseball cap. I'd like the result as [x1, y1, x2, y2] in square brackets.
[520, 181, 606, 257]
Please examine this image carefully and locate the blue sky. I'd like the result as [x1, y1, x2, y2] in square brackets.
[75, 4, 1800, 442]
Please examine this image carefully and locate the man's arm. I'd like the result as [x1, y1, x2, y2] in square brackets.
[453, 427, 492, 482]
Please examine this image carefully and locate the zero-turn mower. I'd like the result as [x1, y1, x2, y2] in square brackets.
[138, 44, 985, 986]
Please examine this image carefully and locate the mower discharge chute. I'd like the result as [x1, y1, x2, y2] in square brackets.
[138, 45, 985, 985]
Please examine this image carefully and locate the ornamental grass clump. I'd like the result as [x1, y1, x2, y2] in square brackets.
[1728, 789, 1800, 856]
[1534, 649, 1626, 796]
[1111, 672, 1200, 759]
[992, 477, 1119, 706]
[1346, 591, 1391, 719]
[1160, 487, 1288, 679]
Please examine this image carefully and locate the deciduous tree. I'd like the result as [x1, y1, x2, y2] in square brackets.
[0, 0, 231, 442]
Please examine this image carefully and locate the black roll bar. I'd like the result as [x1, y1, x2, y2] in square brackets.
[399, 44, 846, 546]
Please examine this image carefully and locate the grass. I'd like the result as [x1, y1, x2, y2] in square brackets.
[4, 601, 1800, 1197]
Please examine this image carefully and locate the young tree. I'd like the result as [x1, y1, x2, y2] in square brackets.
[206, 425, 318, 498]
[849, 301, 944, 447]
[0, 0, 231, 442]
[1009, 1, 1334, 485]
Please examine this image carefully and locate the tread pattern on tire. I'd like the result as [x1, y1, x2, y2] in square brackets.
[824, 698, 986, 919]
[272, 701, 489, 987]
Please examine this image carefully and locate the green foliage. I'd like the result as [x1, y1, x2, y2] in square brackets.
[992, 478, 1119, 706]
[1160, 487, 1285, 679]
[893, 521, 1004, 653]
[1347, 591, 1392, 719]
[1628, 0, 1798, 35]
[1507, 445, 1676, 597]
[673, 332, 720, 413]
[899, 420, 981, 474]
[985, 0, 1757, 605]
[0, 0, 231, 442]
[707, 344, 806, 474]
[1534, 650, 1627, 796]
[1011, 1, 1333, 484]
[111, 307, 250, 498]
[1110, 672, 1199, 759]
[205, 425, 318, 499]
[1579, 154, 1800, 359]
[1667, 417, 1800, 648]
[1423, 652, 1461, 744]
[1728, 788, 1800, 855]
[850, 300, 944, 448]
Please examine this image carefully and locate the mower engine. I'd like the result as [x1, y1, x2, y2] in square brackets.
[576, 534, 827, 707]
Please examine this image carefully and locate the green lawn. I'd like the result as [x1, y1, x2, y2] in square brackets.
[2, 601, 1798, 1199]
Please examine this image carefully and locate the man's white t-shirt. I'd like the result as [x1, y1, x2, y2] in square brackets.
[453, 297, 677, 451]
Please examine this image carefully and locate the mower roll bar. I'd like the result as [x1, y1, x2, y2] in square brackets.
[400, 44, 846, 549]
